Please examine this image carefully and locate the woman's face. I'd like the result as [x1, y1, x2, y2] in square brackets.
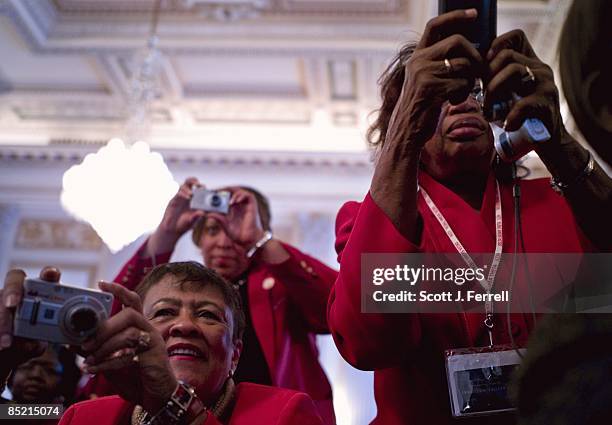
[10, 348, 61, 404]
[198, 217, 249, 281]
[421, 96, 495, 181]
[143, 276, 241, 402]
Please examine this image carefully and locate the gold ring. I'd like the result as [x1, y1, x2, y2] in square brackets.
[522, 65, 536, 85]
[444, 58, 452, 74]
[137, 331, 151, 350]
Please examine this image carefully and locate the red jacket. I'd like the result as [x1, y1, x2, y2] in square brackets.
[82, 241, 337, 424]
[62, 382, 323, 425]
[328, 171, 593, 425]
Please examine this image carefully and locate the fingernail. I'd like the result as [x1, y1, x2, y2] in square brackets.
[1, 334, 12, 349]
[5, 294, 17, 308]
[503, 119, 508, 131]
[465, 8, 477, 17]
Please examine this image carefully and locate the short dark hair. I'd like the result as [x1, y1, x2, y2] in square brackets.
[135, 261, 245, 342]
[191, 186, 272, 247]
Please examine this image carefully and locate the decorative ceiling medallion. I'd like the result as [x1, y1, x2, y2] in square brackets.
[179, 0, 271, 21]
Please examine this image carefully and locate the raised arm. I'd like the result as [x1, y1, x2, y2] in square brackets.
[485, 29, 612, 250]
[327, 196, 423, 370]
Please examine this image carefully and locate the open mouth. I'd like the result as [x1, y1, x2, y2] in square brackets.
[167, 344, 205, 360]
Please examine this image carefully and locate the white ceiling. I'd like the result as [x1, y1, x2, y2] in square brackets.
[0, 0, 563, 156]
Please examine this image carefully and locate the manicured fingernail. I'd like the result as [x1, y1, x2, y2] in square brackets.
[5, 294, 17, 308]
[1, 334, 12, 348]
[465, 8, 477, 17]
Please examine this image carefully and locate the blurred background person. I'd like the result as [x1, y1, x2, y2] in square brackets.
[80, 184, 337, 423]
[512, 314, 612, 425]
[559, 0, 612, 166]
[8, 345, 81, 407]
[1, 268, 64, 425]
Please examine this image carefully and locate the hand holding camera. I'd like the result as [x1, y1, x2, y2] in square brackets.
[206, 188, 266, 250]
[158, 177, 207, 241]
[484, 29, 560, 160]
[13, 277, 113, 346]
[0, 268, 61, 378]
[80, 282, 177, 413]
[146, 177, 207, 256]
[439, 1, 558, 161]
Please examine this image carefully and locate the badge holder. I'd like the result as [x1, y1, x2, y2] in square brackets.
[445, 315, 526, 418]
[422, 181, 526, 417]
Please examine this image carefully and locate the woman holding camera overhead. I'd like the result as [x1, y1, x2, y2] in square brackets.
[0, 264, 324, 424]
[81, 184, 337, 424]
[327, 8, 611, 425]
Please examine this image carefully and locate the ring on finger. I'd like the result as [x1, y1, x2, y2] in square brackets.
[444, 58, 453, 74]
[521, 65, 536, 85]
[136, 331, 151, 350]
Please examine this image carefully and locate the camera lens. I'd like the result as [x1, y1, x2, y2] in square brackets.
[67, 306, 99, 335]
[210, 194, 221, 207]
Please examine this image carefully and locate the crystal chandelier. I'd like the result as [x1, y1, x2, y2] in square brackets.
[61, 0, 178, 253]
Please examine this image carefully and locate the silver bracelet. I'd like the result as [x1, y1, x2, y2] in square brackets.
[550, 151, 595, 195]
[246, 231, 273, 258]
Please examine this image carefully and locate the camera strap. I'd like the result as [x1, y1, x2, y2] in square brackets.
[420, 181, 503, 346]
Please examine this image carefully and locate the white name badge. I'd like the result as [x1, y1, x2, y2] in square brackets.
[445, 345, 526, 418]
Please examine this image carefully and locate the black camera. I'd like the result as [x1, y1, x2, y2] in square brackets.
[438, 0, 497, 55]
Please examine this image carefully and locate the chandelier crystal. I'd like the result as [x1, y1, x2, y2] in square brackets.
[60, 1, 177, 253]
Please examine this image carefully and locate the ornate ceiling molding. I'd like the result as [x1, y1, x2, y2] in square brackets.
[0, 143, 372, 168]
[15, 217, 103, 251]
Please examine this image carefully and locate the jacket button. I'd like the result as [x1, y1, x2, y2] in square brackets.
[262, 277, 275, 290]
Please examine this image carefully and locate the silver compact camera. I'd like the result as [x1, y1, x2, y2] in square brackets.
[13, 278, 114, 345]
[190, 188, 231, 214]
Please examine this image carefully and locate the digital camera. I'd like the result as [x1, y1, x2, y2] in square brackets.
[190, 188, 231, 214]
[13, 278, 114, 345]
[490, 94, 551, 162]
[438, 0, 497, 55]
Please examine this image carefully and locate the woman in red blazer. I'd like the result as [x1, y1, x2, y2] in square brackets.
[327, 8, 611, 425]
[82, 185, 337, 423]
[64, 261, 324, 425]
